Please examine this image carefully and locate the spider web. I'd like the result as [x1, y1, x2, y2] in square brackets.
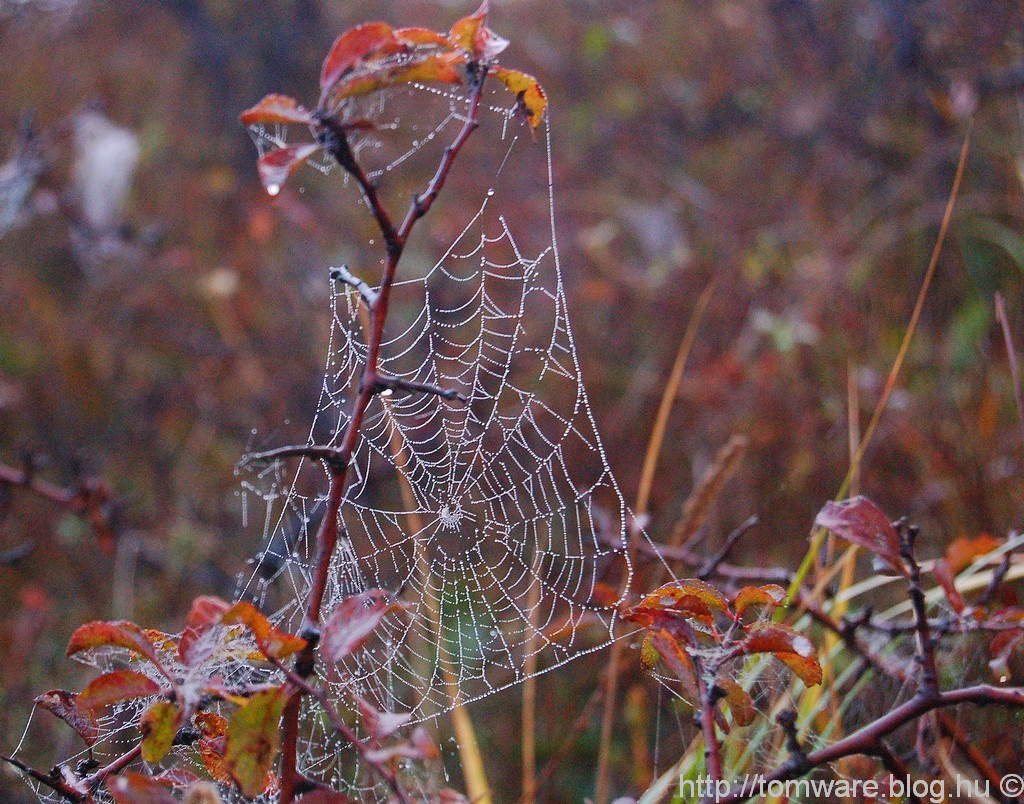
[233, 78, 659, 793]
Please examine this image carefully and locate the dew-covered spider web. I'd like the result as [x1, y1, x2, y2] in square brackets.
[234, 77, 663, 792]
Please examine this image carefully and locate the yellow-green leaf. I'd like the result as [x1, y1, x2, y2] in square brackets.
[140, 700, 180, 763]
[225, 687, 288, 798]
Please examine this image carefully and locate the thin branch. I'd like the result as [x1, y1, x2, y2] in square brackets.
[718, 685, 1024, 803]
[697, 516, 759, 579]
[0, 461, 116, 548]
[372, 374, 467, 403]
[275, 62, 490, 803]
[696, 666, 724, 782]
[331, 264, 379, 307]
[899, 522, 939, 698]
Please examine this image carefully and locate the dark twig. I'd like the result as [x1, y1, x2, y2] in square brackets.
[776, 709, 806, 768]
[718, 685, 1024, 803]
[697, 516, 759, 579]
[0, 461, 116, 550]
[2, 755, 90, 802]
[897, 521, 939, 698]
[874, 741, 920, 804]
[371, 374, 467, 403]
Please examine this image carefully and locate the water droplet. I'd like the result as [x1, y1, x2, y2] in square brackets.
[368, 239, 375, 245]
[486, 188, 495, 197]
[380, 388, 394, 397]
[266, 183, 281, 197]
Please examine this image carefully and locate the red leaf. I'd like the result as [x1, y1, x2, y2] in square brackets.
[106, 772, 176, 804]
[78, 670, 162, 712]
[34, 690, 99, 746]
[66, 621, 165, 670]
[320, 22, 396, 91]
[490, 67, 547, 129]
[733, 584, 788, 617]
[357, 696, 411, 742]
[225, 687, 288, 798]
[395, 27, 453, 49]
[946, 533, 1002, 573]
[256, 144, 321, 197]
[742, 622, 821, 686]
[322, 51, 466, 107]
[933, 558, 966, 614]
[240, 94, 312, 127]
[178, 596, 230, 667]
[718, 677, 756, 727]
[644, 629, 699, 702]
[222, 601, 306, 660]
[321, 591, 396, 663]
[636, 579, 729, 626]
[448, 1, 507, 61]
[815, 497, 906, 577]
[742, 622, 815, 658]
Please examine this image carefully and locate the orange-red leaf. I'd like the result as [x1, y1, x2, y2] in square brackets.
[106, 772, 176, 804]
[933, 558, 966, 614]
[256, 144, 321, 197]
[776, 652, 824, 686]
[34, 690, 99, 746]
[490, 67, 547, 128]
[448, 1, 507, 61]
[321, 22, 396, 90]
[742, 622, 815, 658]
[638, 579, 729, 626]
[815, 497, 906, 577]
[321, 590, 395, 663]
[718, 677, 756, 727]
[448, 1, 488, 51]
[67, 621, 163, 668]
[324, 51, 466, 106]
[946, 533, 1002, 573]
[78, 670, 162, 711]
[240, 94, 312, 127]
[743, 622, 821, 686]
[178, 596, 231, 667]
[225, 687, 288, 798]
[140, 700, 180, 763]
[645, 628, 699, 702]
[733, 584, 787, 618]
[395, 27, 452, 49]
[222, 601, 306, 660]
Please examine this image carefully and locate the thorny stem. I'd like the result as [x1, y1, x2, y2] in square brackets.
[267, 66, 489, 802]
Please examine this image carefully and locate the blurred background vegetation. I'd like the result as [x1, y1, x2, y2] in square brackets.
[0, 0, 1022, 800]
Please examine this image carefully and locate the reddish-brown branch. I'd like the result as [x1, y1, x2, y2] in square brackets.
[0, 461, 116, 549]
[718, 685, 1024, 803]
[696, 665, 724, 782]
[265, 67, 489, 803]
